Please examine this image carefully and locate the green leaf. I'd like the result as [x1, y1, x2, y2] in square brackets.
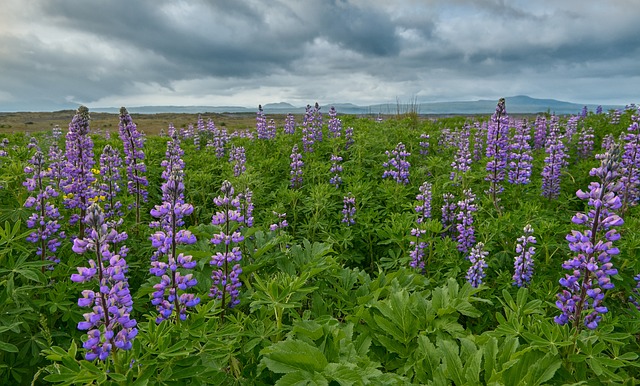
[262, 340, 328, 374]
[0, 341, 18, 353]
[439, 339, 463, 385]
[275, 370, 328, 386]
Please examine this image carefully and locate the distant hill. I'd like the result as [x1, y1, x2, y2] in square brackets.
[86, 96, 622, 115]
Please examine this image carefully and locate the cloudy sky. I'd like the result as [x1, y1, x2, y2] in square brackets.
[1, 0, 638, 111]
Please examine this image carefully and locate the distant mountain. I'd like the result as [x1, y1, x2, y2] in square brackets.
[85, 96, 623, 115]
[262, 102, 296, 111]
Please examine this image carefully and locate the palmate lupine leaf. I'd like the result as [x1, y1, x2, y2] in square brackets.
[261, 339, 328, 374]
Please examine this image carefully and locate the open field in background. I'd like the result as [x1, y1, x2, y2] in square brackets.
[0, 111, 274, 135]
[0, 110, 543, 136]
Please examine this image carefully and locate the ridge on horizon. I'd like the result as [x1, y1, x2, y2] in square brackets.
[2, 95, 626, 114]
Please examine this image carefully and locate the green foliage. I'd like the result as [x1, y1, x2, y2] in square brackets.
[0, 109, 639, 384]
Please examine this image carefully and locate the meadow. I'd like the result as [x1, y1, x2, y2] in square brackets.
[1, 102, 639, 385]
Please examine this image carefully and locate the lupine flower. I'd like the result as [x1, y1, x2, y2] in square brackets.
[118, 107, 148, 225]
[209, 181, 244, 310]
[409, 228, 427, 272]
[382, 142, 411, 185]
[256, 105, 269, 139]
[229, 145, 246, 177]
[580, 106, 588, 118]
[375, 113, 383, 123]
[27, 137, 40, 151]
[533, 115, 547, 151]
[415, 182, 432, 224]
[485, 98, 510, 213]
[161, 129, 185, 182]
[438, 127, 455, 149]
[508, 119, 533, 185]
[269, 211, 288, 231]
[541, 117, 568, 200]
[194, 115, 206, 150]
[618, 116, 640, 216]
[512, 224, 536, 287]
[329, 154, 343, 188]
[267, 119, 277, 140]
[629, 274, 640, 311]
[284, 113, 296, 134]
[301, 105, 316, 152]
[24, 151, 65, 270]
[61, 106, 97, 237]
[97, 145, 124, 223]
[455, 189, 477, 253]
[450, 124, 471, 184]
[344, 126, 355, 150]
[47, 141, 65, 192]
[596, 105, 603, 115]
[51, 125, 63, 141]
[328, 106, 342, 138]
[342, 194, 356, 225]
[71, 204, 136, 361]
[601, 134, 616, 152]
[577, 126, 595, 160]
[610, 109, 621, 124]
[466, 242, 488, 288]
[472, 122, 485, 162]
[555, 147, 623, 330]
[565, 116, 579, 143]
[240, 188, 254, 228]
[419, 133, 430, 156]
[207, 119, 228, 158]
[149, 169, 199, 323]
[311, 102, 323, 143]
[290, 144, 304, 188]
[441, 192, 457, 238]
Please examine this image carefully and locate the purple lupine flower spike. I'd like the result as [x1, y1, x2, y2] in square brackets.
[441, 192, 457, 238]
[512, 224, 536, 287]
[415, 182, 432, 224]
[466, 242, 488, 288]
[533, 115, 547, 151]
[284, 113, 296, 135]
[209, 181, 244, 310]
[450, 124, 471, 184]
[24, 150, 65, 270]
[61, 106, 97, 238]
[149, 135, 198, 323]
[98, 145, 124, 225]
[409, 228, 427, 272]
[419, 133, 430, 156]
[618, 115, 640, 216]
[229, 145, 246, 177]
[382, 142, 411, 185]
[344, 126, 355, 150]
[341, 193, 356, 225]
[455, 189, 477, 253]
[71, 204, 136, 361]
[541, 116, 568, 200]
[485, 98, 510, 213]
[555, 145, 623, 330]
[329, 154, 343, 188]
[118, 107, 148, 225]
[328, 106, 343, 138]
[508, 119, 533, 185]
[290, 144, 304, 188]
